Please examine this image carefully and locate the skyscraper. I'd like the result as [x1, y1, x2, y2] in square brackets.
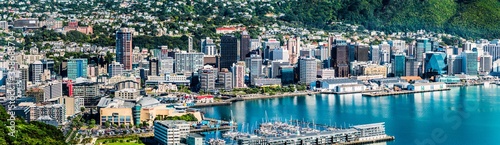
[370, 45, 380, 64]
[240, 31, 250, 61]
[220, 35, 239, 70]
[299, 58, 318, 85]
[461, 51, 478, 75]
[447, 55, 463, 75]
[116, 28, 133, 70]
[405, 57, 419, 76]
[479, 53, 492, 74]
[331, 39, 350, 77]
[392, 54, 406, 77]
[67, 59, 88, 80]
[249, 55, 262, 85]
[280, 66, 295, 86]
[416, 38, 432, 62]
[355, 44, 370, 62]
[231, 62, 246, 88]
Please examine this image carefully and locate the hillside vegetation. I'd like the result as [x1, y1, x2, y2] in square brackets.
[270, 0, 500, 39]
[0, 106, 66, 145]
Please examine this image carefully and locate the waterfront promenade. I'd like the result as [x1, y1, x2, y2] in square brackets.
[192, 91, 318, 107]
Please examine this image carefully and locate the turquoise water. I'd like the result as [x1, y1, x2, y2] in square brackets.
[200, 86, 500, 145]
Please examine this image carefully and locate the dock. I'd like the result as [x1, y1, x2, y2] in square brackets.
[362, 88, 451, 97]
[320, 89, 382, 95]
[341, 136, 395, 145]
[190, 126, 235, 133]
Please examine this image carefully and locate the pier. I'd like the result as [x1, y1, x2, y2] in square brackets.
[362, 88, 451, 97]
[190, 126, 235, 133]
[341, 136, 395, 145]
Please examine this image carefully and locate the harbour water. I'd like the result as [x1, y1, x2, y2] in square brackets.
[200, 85, 500, 145]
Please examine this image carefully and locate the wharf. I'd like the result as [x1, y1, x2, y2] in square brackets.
[190, 126, 235, 133]
[362, 88, 451, 97]
[340, 136, 395, 145]
[320, 89, 382, 95]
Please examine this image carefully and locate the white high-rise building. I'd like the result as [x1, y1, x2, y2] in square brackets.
[480, 53, 493, 74]
[299, 58, 318, 85]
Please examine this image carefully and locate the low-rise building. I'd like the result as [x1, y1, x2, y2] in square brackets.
[154, 120, 190, 145]
[407, 82, 447, 91]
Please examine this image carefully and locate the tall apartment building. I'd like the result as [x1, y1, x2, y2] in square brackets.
[220, 35, 240, 70]
[30, 104, 66, 125]
[217, 69, 233, 91]
[231, 62, 246, 88]
[299, 58, 318, 84]
[174, 52, 204, 73]
[199, 67, 217, 92]
[67, 58, 88, 80]
[116, 28, 133, 70]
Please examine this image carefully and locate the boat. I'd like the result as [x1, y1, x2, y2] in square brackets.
[207, 138, 226, 145]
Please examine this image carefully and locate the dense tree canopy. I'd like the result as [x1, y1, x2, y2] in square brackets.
[0, 106, 66, 145]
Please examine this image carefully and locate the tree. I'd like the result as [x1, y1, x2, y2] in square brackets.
[89, 119, 96, 128]
[80, 107, 85, 112]
[104, 121, 111, 128]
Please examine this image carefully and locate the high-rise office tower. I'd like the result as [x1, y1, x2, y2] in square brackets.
[288, 37, 301, 64]
[479, 53, 492, 74]
[240, 31, 250, 61]
[299, 58, 318, 84]
[370, 45, 380, 64]
[220, 35, 239, 70]
[405, 57, 419, 76]
[355, 44, 370, 62]
[280, 66, 295, 86]
[392, 54, 406, 77]
[416, 38, 432, 62]
[67, 59, 88, 80]
[484, 44, 500, 60]
[447, 55, 463, 75]
[461, 51, 478, 75]
[389, 40, 406, 54]
[116, 28, 133, 70]
[201, 37, 217, 56]
[331, 39, 350, 77]
[249, 55, 262, 85]
[160, 57, 174, 75]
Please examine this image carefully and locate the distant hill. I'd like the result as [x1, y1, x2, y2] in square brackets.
[269, 0, 500, 39]
[0, 106, 66, 145]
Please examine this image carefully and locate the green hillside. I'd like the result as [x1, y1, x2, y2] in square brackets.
[0, 106, 66, 145]
[270, 0, 500, 39]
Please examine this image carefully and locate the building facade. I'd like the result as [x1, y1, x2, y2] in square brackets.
[116, 28, 133, 70]
[220, 35, 240, 70]
[67, 58, 88, 80]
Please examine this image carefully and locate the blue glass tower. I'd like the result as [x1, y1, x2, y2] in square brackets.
[280, 66, 294, 86]
[67, 58, 88, 80]
[393, 54, 406, 77]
